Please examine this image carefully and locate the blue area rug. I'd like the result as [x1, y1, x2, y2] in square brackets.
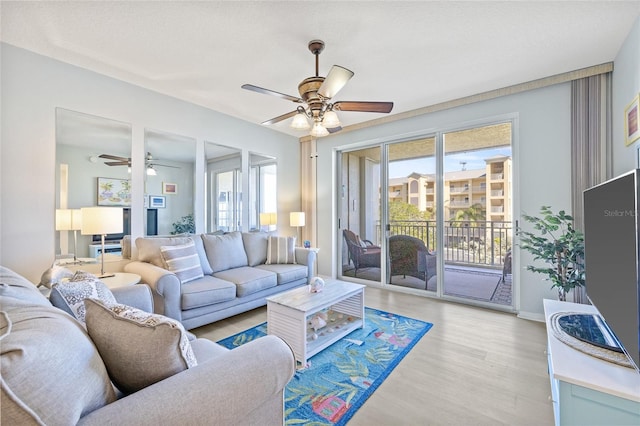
[217, 307, 433, 425]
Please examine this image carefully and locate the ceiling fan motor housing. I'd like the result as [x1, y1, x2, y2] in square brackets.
[298, 76, 326, 117]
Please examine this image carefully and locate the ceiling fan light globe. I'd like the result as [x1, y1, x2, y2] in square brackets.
[146, 166, 157, 176]
[310, 121, 329, 137]
[322, 110, 340, 128]
[290, 113, 310, 130]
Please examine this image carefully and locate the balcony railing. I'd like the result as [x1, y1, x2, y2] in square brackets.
[382, 220, 512, 267]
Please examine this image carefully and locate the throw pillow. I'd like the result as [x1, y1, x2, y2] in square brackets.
[201, 231, 249, 273]
[266, 236, 296, 265]
[84, 298, 197, 394]
[135, 236, 194, 268]
[242, 231, 269, 266]
[39, 265, 74, 288]
[50, 270, 117, 322]
[160, 240, 204, 284]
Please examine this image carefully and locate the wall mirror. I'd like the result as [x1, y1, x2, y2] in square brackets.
[249, 152, 277, 232]
[55, 108, 132, 258]
[145, 129, 196, 235]
[205, 142, 242, 233]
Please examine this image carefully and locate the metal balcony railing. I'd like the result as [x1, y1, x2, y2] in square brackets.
[379, 220, 512, 267]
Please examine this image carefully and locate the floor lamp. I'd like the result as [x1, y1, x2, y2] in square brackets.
[290, 212, 305, 245]
[81, 207, 123, 278]
[55, 208, 82, 263]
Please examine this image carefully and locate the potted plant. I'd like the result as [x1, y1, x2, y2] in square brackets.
[517, 206, 585, 301]
[171, 214, 195, 235]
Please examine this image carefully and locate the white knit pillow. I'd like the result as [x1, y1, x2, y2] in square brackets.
[266, 236, 296, 265]
[160, 240, 204, 284]
[51, 270, 117, 322]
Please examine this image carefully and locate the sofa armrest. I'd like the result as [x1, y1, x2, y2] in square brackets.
[123, 261, 182, 321]
[111, 284, 153, 313]
[295, 247, 317, 282]
[77, 335, 295, 426]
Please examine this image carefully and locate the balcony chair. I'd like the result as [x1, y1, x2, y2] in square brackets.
[343, 229, 381, 275]
[499, 249, 512, 283]
[389, 234, 436, 289]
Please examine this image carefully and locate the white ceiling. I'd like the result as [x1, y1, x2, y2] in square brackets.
[2, 1, 639, 139]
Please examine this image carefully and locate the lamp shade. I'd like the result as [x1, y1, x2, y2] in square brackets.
[80, 207, 123, 235]
[55, 209, 82, 231]
[310, 121, 329, 137]
[290, 112, 310, 130]
[322, 110, 340, 128]
[290, 212, 306, 227]
[259, 212, 277, 226]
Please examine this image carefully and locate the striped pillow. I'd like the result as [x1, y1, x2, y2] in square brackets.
[160, 240, 204, 284]
[266, 236, 296, 265]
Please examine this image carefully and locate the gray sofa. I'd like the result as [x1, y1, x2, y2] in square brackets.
[124, 231, 317, 330]
[0, 266, 295, 425]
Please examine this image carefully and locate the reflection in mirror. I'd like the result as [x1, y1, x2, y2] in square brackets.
[145, 129, 196, 235]
[205, 142, 242, 233]
[249, 152, 277, 231]
[55, 108, 131, 259]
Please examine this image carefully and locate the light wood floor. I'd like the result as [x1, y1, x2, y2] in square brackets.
[192, 286, 554, 425]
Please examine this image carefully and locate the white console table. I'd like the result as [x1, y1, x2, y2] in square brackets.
[544, 299, 640, 425]
[89, 243, 122, 258]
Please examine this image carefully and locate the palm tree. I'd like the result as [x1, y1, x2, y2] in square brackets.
[452, 203, 485, 227]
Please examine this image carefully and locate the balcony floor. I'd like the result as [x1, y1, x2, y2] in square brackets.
[342, 264, 512, 306]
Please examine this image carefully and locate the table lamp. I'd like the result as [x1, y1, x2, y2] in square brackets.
[290, 211, 305, 244]
[81, 207, 123, 278]
[56, 208, 82, 263]
[260, 212, 277, 232]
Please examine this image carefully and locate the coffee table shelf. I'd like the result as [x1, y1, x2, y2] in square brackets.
[266, 280, 365, 366]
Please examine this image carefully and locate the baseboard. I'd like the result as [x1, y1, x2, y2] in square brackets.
[517, 311, 545, 322]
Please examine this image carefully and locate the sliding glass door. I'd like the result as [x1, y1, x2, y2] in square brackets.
[338, 120, 514, 310]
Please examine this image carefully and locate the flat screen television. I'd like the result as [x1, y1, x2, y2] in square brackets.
[583, 169, 640, 371]
[92, 208, 158, 242]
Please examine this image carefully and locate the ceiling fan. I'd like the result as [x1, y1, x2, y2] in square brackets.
[99, 152, 179, 175]
[242, 39, 393, 137]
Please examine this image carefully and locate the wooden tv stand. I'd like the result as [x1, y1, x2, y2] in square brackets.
[543, 299, 640, 425]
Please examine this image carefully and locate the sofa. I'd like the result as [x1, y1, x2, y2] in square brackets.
[124, 231, 317, 330]
[0, 266, 295, 425]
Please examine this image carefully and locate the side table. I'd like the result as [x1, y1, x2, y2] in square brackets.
[100, 272, 141, 289]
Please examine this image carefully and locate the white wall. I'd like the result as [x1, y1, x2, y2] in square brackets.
[612, 16, 640, 175]
[316, 83, 572, 319]
[0, 43, 299, 282]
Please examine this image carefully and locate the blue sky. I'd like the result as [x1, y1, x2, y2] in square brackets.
[389, 147, 512, 178]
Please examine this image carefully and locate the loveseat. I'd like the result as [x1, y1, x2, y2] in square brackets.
[124, 231, 317, 330]
[0, 266, 295, 425]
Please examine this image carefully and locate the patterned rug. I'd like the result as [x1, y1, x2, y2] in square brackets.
[217, 307, 433, 425]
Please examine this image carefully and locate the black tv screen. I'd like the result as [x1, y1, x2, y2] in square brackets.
[583, 169, 640, 371]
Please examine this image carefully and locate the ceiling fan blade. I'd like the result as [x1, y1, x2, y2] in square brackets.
[151, 163, 181, 169]
[104, 161, 130, 166]
[327, 126, 342, 134]
[241, 84, 303, 103]
[333, 101, 394, 113]
[261, 110, 299, 126]
[99, 154, 129, 161]
[318, 65, 354, 99]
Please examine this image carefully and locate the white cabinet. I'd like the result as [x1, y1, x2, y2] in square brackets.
[544, 299, 640, 425]
[88, 243, 121, 258]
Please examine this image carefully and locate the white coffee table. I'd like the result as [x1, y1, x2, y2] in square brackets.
[100, 272, 141, 289]
[266, 279, 365, 366]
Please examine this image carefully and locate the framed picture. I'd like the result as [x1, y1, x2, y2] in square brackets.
[163, 182, 178, 194]
[97, 177, 131, 206]
[149, 195, 166, 208]
[625, 93, 639, 146]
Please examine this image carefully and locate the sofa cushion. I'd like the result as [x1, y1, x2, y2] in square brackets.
[0, 266, 51, 307]
[192, 235, 214, 275]
[180, 275, 236, 310]
[266, 236, 296, 265]
[85, 299, 197, 394]
[49, 270, 117, 322]
[255, 263, 308, 285]
[242, 232, 269, 266]
[202, 231, 249, 273]
[213, 266, 277, 297]
[1, 305, 116, 425]
[136, 236, 194, 268]
[160, 241, 204, 284]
